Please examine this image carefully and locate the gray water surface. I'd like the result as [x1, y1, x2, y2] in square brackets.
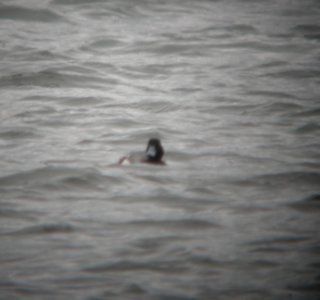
[0, 0, 320, 299]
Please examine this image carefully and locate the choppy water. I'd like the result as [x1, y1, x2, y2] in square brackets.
[1, 0, 320, 299]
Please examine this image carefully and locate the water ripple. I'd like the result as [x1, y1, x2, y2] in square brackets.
[0, 5, 64, 22]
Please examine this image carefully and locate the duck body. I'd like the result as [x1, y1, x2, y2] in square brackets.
[118, 138, 165, 166]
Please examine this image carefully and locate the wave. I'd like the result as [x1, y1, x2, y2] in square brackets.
[81, 38, 125, 52]
[0, 208, 36, 221]
[293, 107, 320, 117]
[124, 38, 296, 57]
[208, 40, 299, 53]
[0, 166, 120, 191]
[302, 193, 320, 203]
[0, 126, 40, 140]
[293, 24, 320, 40]
[52, 0, 110, 5]
[52, 0, 149, 19]
[249, 236, 311, 247]
[122, 219, 218, 230]
[0, 5, 63, 22]
[290, 193, 320, 211]
[245, 90, 298, 100]
[294, 122, 320, 134]
[0, 69, 111, 89]
[263, 69, 320, 79]
[287, 283, 320, 293]
[0, 279, 55, 298]
[237, 171, 320, 188]
[8, 223, 77, 235]
[235, 99, 303, 116]
[84, 259, 187, 274]
[200, 24, 258, 36]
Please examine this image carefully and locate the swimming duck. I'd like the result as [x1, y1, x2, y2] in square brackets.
[119, 138, 165, 165]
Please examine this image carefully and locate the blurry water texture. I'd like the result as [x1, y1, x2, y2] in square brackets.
[0, 0, 320, 299]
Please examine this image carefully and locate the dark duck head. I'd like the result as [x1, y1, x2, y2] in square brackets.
[143, 138, 165, 164]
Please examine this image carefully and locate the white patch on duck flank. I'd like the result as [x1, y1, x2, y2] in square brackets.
[147, 145, 156, 157]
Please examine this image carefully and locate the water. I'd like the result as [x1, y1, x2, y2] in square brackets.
[1, 0, 320, 299]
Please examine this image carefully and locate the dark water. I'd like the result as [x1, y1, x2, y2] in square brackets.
[1, 0, 320, 299]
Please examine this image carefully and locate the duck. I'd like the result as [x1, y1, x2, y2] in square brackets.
[119, 138, 166, 166]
